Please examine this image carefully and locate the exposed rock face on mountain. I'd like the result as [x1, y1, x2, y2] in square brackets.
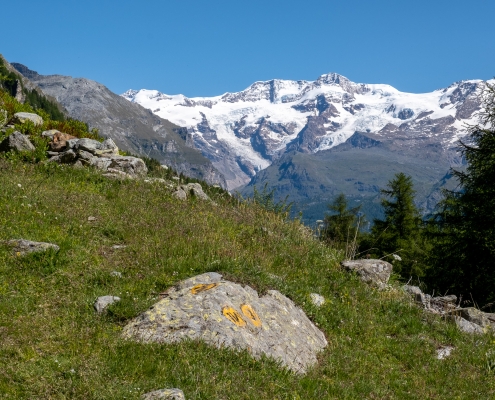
[123, 73, 490, 220]
[12, 63, 226, 187]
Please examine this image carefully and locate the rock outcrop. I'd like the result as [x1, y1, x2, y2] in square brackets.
[122, 272, 327, 373]
[341, 259, 393, 287]
[3, 239, 60, 256]
[172, 183, 211, 201]
[45, 136, 148, 178]
[402, 285, 495, 334]
[13, 112, 43, 126]
[0, 131, 35, 152]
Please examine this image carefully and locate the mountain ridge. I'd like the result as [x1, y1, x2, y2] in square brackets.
[11, 63, 226, 187]
[123, 73, 487, 189]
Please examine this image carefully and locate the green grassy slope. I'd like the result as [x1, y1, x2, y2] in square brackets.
[0, 159, 494, 399]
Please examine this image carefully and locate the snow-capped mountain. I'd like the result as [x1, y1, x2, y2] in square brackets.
[123, 73, 488, 190]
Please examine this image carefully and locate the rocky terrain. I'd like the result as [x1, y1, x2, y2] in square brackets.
[12, 63, 226, 187]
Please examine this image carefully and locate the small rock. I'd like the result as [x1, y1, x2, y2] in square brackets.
[432, 295, 457, 304]
[110, 271, 122, 278]
[0, 131, 35, 153]
[4, 239, 60, 256]
[448, 308, 490, 328]
[59, 149, 77, 164]
[112, 244, 127, 249]
[310, 293, 325, 307]
[172, 189, 187, 200]
[436, 346, 454, 360]
[107, 155, 147, 176]
[94, 296, 120, 313]
[451, 316, 484, 334]
[75, 138, 118, 155]
[141, 388, 185, 400]
[88, 216, 97, 221]
[341, 259, 393, 286]
[13, 112, 43, 126]
[403, 285, 425, 303]
[160, 164, 169, 170]
[180, 183, 210, 201]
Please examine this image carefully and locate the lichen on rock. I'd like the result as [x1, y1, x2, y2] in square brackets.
[122, 272, 327, 373]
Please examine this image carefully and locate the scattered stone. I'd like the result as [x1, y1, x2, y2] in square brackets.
[310, 293, 325, 307]
[172, 188, 187, 200]
[141, 388, 185, 400]
[123, 272, 327, 373]
[94, 296, 121, 313]
[403, 285, 424, 303]
[110, 271, 122, 278]
[13, 112, 43, 126]
[341, 259, 393, 287]
[436, 346, 454, 360]
[448, 308, 490, 329]
[0, 131, 35, 152]
[112, 244, 127, 250]
[433, 295, 457, 304]
[180, 183, 210, 201]
[106, 155, 147, 176]
[59, 149, 77, 164]
[3, 239, 60, 256]
[75, 138, 119, 156]
[451, 316, 484, 334]
[88, 216, 97, 221]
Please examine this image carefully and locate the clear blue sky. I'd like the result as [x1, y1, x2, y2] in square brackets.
[2, 0, 494, 97]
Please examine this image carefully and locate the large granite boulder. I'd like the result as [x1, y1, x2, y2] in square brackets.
[341, 259, 393, 287]
[0, 131, 35, 152]
[13, 112, 43, 126]
[3, 239, 60, 256]
[122, 272, 327, 373]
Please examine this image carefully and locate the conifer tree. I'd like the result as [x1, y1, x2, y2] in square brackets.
[322, 193, 362, 244]
[427, 82, 495, 306]
[369, 173, 427, 277]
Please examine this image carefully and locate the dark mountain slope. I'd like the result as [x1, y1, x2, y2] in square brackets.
[12, 63, 226, 186]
